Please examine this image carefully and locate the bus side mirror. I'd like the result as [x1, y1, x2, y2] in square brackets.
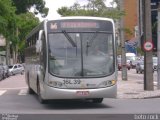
[36, 30, 44, 53]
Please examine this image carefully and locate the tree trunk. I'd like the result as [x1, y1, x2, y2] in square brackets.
[5, 39, 10, 65]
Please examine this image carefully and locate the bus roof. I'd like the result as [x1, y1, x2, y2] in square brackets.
[47, 16, 114, 24]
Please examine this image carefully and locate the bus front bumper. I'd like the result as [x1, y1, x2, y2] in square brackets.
[41, 84, 117, 100]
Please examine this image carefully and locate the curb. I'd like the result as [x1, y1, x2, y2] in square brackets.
[144, 96, 160, 99]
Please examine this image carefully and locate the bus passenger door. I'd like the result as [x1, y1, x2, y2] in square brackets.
[39, 31, 46, 82]
[35, 30, 46, 92]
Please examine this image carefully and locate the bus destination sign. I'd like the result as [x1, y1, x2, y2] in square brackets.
[48, 19, 113, 32]
[61, 22, 99, 28]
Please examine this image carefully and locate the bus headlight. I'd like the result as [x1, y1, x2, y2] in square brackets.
[99, 80, 116, 88]
[48, 81, 63, 88]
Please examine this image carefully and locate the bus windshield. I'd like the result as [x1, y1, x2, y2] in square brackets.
[48, 32, 114, 78]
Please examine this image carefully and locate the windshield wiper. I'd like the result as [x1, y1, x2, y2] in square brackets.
[88, 31, 98, 47]
[86, 31, 98, 55]
[62, 30, 77, 47]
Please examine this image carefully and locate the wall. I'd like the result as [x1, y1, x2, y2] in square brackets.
[124, 0, 138, 41]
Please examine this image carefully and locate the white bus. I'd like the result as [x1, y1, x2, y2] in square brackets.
[25, 16, 117, 103]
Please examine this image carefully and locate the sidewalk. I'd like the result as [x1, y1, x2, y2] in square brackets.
[117, 70, 160, 99]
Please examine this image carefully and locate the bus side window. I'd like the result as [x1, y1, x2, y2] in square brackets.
[26, 39, 29, 47]
[40, 32, 47, 71]
[29, 40, 31, 47]
[35, 32, 38, 45]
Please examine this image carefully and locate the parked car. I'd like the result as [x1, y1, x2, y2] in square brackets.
[8, 64, 24, 75]
[136, 61, 144, 73]
[2, 65, 9, 78]
[152, 57, 157, 71]
[126, 53, 136, 68]
[117, 57, 131, 71]
[0, 65, 4, 80]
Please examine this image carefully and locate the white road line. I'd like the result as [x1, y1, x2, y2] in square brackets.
[18, 89, 28, 95]
[0, 90, 7, 96]
[0, 87, 28, 90]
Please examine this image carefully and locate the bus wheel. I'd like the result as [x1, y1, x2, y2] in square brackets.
[27, 73, 34, 94]
[28, 82, 34, 94]
[37, 82, 46, 104]
[28, 87, 34, 94]
[92, 98, 103, 103]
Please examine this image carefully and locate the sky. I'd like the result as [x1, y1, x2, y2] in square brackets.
[38, 0, 115, 21]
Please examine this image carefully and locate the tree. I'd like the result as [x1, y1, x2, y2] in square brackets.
[12, 0, 49, 17]
[10, 0, 49, 62]
[57, 0, 124, 19]
[0, 0, 41, 64]
[0, 0, 17, 64]
[0, 0, 16, 35]
[16, 12, 39, 62]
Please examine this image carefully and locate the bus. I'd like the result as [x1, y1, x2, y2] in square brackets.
[25, 16, 117, 103]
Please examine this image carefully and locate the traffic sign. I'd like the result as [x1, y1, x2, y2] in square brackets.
[143, 41, 154, 51]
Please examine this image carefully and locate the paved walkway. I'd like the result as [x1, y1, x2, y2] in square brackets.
[117, 71, 160, 99]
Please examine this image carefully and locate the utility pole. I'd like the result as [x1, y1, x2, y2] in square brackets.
[142, 0, 154, 90]
[157, 2, 160, 89]
[138, 0, 143, 49]
[119, 0, 127, 80]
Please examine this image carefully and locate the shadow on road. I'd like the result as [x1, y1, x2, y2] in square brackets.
[41, 99, 112, 110]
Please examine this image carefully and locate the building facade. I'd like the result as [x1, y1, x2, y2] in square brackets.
[123, 0, 160, 53]
[123, 0, 138, 41]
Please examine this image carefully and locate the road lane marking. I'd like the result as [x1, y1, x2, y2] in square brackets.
[0, 87, 28, 90]
[18, 89, 28, 95]
[0, 90, 7, 96]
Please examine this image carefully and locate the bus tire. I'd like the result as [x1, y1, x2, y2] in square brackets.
[37, 81, 46, 104]
[92, 98, 103, 103]
[28, 87, 34, 94]
[28, 81, 34, 94]
[27, 73, 34, 94]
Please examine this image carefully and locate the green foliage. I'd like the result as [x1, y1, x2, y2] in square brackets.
[123, 28, 133, 36]
[12, 0, 49, 17]
[104, 9, 125, 19]
[16, 12, 39, 52]
[0, 0, 42, 63]
[57, 0, 124, 20]
[58, 7, 73, 16]
[0, 0, 17, 55]
[0, 0, 16, 35]
[136, 47, 144, 56]
[17, 13, 39, 39]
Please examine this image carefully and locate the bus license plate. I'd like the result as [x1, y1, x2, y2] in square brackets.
[76, 91, 89, 96]
[63, 79, 81, 85]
